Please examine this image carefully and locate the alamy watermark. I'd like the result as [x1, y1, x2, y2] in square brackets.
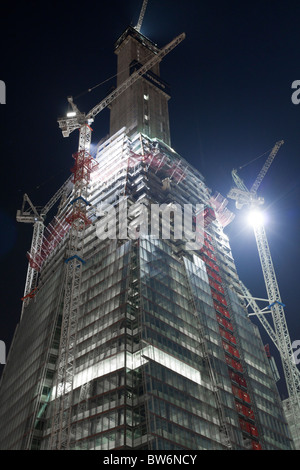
[0, 80, 5, 104]
[95, 198, 205, 251]
[292, 340, 300, 365]
[291, 80, 300, 105]
[0, 341, 6, 365]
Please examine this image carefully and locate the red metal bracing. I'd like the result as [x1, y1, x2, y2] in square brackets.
[225, 354, 243, 373]
[219, 327, 238, 345]
[205, 259, 219, 272]
[207, 268, 223, 284]
[212, 291, 228, 306]
[27, 252, 41, 271]
[264, 344, 271, 358]
[44, 218, 68, 252]
[27, 216, 71, 272]
[65, 208, 92, 228]
[239, 418, 251, 434]
[232, 385, 246, 402]
[232, 384, 244, 401]
[252, 442, 262, 450]
[129, 150, 186, 182]
[250, 425, 259, 437]
[128, 151, 145, 168]
[151, 152, 167, 171]
[166, 160, 186, 183]
[21, 286, 38, 301]
[222, 340, 240, 358]
[210, 193, 235, 228]
[242, 391, 251, 404]
[247, 407, 255, 420]
[193, 207, 216, 229]
[235, 402, 255, 420]
[204, 238, 214, 252]
[71, 149, 98, 185]
[214, 303, 231, 319]
[203, 207, 216, 227]
[201, 247, 217, 261]
[232, 385, 251, 404]
[202, 231, 262, 448]
[239, 419, 259, 438]
[229, 371, 248, 388]
[208, 279, 225, 294]
[216, 314, 234, 332]
[142, 151, 164, 169]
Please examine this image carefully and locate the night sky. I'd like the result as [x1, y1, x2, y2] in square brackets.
[0, 0, 300, 399]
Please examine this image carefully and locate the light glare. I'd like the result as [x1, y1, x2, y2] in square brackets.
[248, 209, 264, 226]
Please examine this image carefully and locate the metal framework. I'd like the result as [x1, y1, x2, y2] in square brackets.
[252, 224, 300, 402]
[49, 30, 185, 449]
[49, 124, 96, 449]
[135, 0, 149, 33]
[228, 141, 284, 210]
[183, 260, 233, 449]
[17, 178, 73, 312]
[20, 221, 44, 312]
[249, 141, 283, 194]
[227, 140, 300, 426]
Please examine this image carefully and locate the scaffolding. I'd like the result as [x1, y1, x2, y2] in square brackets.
[49, 124, 98, 449]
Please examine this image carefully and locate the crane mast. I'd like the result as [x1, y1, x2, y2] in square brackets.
[250, 140, 283, 194]
[49, 123, 95, 449]
[227, 140, 300, 444]
[16, 177, 73, 313]
[253, 224, 300, 402]
[49, 30, 185, 449]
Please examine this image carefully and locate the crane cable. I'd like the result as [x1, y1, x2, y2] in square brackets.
[73, 47, 158, 101]
[238, 147, 273, 171]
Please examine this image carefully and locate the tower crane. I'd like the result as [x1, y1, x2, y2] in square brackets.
[49, 31, 185, 449]
[135, 0, 148, 33]
[57, 32, 185, 139]
[16, 177, 73, 313]
[228, 140, 284, 209]
[227, 140, 300, 442]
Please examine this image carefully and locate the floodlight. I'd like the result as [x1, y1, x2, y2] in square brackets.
[248, 209, 264, 227]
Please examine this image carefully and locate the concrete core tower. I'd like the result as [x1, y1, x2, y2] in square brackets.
[110, 26, 171, 146]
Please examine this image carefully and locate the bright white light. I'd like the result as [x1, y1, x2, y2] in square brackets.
[50, 346, 206, 401]
[67, 111, 76, 117]
[248, 209, 265, 226]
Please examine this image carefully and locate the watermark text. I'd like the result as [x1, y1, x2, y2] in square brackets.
[0, 341, 6, 364]
[291, 80, 300, 105]
[292, 340, 300, 365]
[0, 80, 5, 104]
[95, 198, 205, 251]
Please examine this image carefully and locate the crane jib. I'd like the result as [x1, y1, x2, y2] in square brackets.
[86, 32, 185, 122]
[58, 33, 185, 135]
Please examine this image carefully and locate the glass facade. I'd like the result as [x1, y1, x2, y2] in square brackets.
[0, 264, 64, 449]
[0, 126, 295, 450]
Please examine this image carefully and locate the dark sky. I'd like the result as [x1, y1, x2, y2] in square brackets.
[0, 0, 299, 399]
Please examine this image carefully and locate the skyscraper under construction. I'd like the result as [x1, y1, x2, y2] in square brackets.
[0, 19, 295, 450]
